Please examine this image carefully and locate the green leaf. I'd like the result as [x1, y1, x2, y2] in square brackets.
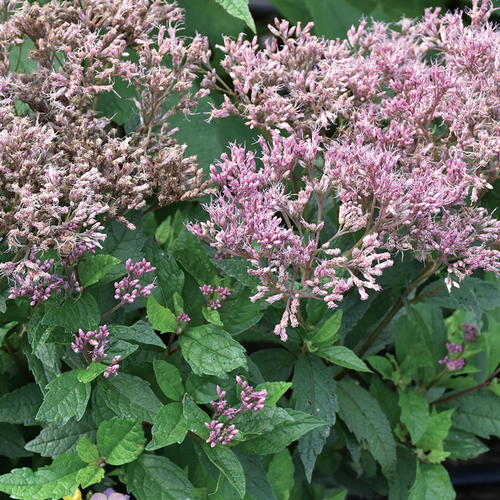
[42, 293, 101, 332]
[76, 435, 99, 463]
[202, 442, 246, 499]
[215, 258, 260, 289]
[317, 345, 372, 372]
[124, 454, 197, 500]
[95, 76, 138, 125]
[370, 375, 400, 430]
[203, 306, 224, 326]
[108, 321, 165, 348]
[154, 360, 184, 401]
[267, 448, 294, 500]
[79, 254, 121, 287]
[336, 380, 397, 479]
[182, 394, 210, 440]
[439, 390, 500, 439]
[180, 325, 247, 378]
[236, 408, 325, 455]
[0, 321, 18, 347]
[398, 388, 430, 445]
[222, 288, 263, 335]
[443, 429, 489, 460]
[97, 417, 146, 465]
[76, 463, 104, 489]
[293, 354, 337, 481]
[0, 453, 86, 500]
[213, 0, 256, 32]
[0, 423, 31, 458]
[171, 226, 218, 286]
[25, 413, 97, 458]
[256, 381, 292, 406]
[77, 362, 107, 383]
[36, 370, 91, 425]
[147, 296, 178, 333]
[388, 444, 417, 500]
[185, 373, 234, 405]
[147, 402, 189, 451]
[96, 373, 162, 423]
[144, 236, 184, 310]
[367, 355, 394, 380]
[407, 462, 455, 500]
[250, 349, 295, 382]
[309, 310, 342, 349]
[234, 450, 278, 500]
[416, 409, 454, 452]
[0, 383, 43, 426]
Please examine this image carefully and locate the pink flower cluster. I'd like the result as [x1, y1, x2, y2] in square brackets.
[200, 284, 231, 310]
[71, 325, 121, 377]
[206, 376, 267, 447]
[190, 1, 500, 339]
[114, 258, 157, 304]
[438, 323, 481, 371]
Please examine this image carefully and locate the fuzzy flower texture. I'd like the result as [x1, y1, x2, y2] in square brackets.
[189, 1, 500, 340]
[0, 0, 214, 303]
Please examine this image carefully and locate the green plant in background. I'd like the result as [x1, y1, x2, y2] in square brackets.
[1, 1, 500, 500]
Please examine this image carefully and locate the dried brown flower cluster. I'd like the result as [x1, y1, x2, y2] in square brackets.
[0, 0, 214, 281]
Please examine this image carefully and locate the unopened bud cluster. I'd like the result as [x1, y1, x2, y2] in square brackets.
[114, 259, 157, 304]
[199, 284, 231, 310]
[71, 325, 121, 378]
[439, 323, 480, 371]
[206, 376, 267, 447]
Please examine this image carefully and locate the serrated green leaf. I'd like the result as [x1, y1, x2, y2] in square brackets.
[77, 363, 107, 383]
[144, 236, 184, 310]
[222, 288, 263, 335]
[182, 394, 210, 440]
[124, 454, 197, 500]
[96, 373, 162, 423]
[25, 413, 97, 458]
[97, 417, 146, 465]
[443, 429, 489, 460]
[367, 355, 394, 380]
[388, 444, 417, 500]
[256, 381, 292, 406]
[185, 373, 233, 405]
[0, 453, 86, 500]
[250, 349, 295, 382]
[76, 463, 104, 489]
[154, 360, 184, 401]
[416, 409, 453, 452]
[0, 383, 43, 426]
[0, 321, 18, 348]
[180, 325, 247, 378]
[203, 306, 224, 326]
[147, 296, 178, 333]
[310, 310, 342, 349]
[317, 345, 371, 372]
[202, 442, 246, 499]
[439, 390, 500, 439]
[426, 450, 451, 464]
[147, 403, 189, 451]
[0, 423, 31, 458]
[108, 321, 165, 348]
[337, 380, 397, 479]
[42, 293, 101, 332]
[36, 370, 91, 425]
[215, 258, 259, 289]
[234, 450, 278, 500]
[236, 408, 325, 455]
[293, 354, 337, 481]
[399, 388, 430, 445]
[267, 448, 294, 500]
[76, 435, 99, 463]
[407, 462, 455, 500]
[79, 254, 121, 287]
[214, 0, 256, 32]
